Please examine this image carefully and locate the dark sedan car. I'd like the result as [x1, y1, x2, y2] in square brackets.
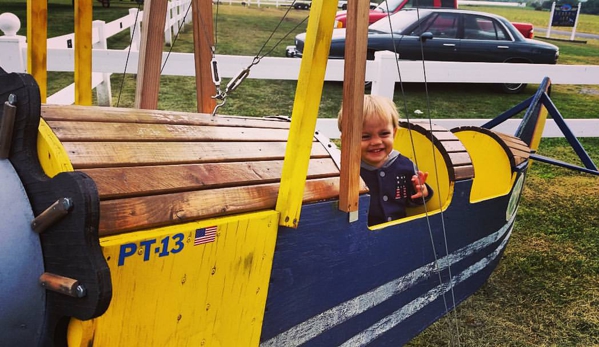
[286, 9, 559, 93]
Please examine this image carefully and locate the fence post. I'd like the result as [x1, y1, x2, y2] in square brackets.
[173, 0, 182, 34]
[184, 0, 192, 25]
[93, 20, 112, 106]
[129, 8, 142, 51]
[164, 3, 173, 46]
[0, 13, 27, 73]
[370, 51, 396, 100]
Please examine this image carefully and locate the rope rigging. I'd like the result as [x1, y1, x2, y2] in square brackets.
[206, 0, 309, 116]
[379, 1, 462, 345]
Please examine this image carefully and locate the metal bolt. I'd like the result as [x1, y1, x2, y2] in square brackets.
[75, 285, 87, 298]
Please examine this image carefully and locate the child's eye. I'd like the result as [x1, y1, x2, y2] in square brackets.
[362, 134, 371, 140]
[380, 131, 391, 137]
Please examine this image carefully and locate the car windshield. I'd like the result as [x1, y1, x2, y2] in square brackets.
[369, 9, 429, 34]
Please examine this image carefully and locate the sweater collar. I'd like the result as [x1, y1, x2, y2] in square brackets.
[361, 150, 400, 171]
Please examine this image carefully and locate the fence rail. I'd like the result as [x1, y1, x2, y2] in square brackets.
[1, 4, 598, 133]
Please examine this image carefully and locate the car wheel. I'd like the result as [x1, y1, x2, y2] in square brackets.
[500, 82, 527, 94]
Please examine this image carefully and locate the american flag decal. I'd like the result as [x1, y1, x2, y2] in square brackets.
[194, 226, 217, 246]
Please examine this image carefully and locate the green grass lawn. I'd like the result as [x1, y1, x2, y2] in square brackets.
[4, 2, 599, 345]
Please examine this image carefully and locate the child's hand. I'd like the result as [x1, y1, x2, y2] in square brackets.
[411, 171, 429, 199]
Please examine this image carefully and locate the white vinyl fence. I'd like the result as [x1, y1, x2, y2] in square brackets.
[0, 4, 598, 137]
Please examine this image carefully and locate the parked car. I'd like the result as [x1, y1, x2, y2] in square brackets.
[286, 9, 559, 93]
[337, 0, 380, 10]
[293, 0, 379, 10]
[333, 0, 536, 39]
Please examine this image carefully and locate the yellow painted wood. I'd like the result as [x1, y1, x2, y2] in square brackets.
[454, 130, 514, 202]
[74, 0, 93, 105]
[26, 0, 47, 102]
[37, 119, 74, 177]
[67, 211, 279, 346]
[275, 0, 339, 228]
[528, 103, 549, 166]
[395, 128, 451, 215]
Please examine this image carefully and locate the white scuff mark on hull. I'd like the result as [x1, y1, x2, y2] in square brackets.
[261, 215, 516, 347]
[340, 229, 512, 346]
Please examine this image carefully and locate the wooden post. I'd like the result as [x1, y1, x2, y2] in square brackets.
[74, 0, 93, 106]
[275, 0, 338, 228]
[26, 0, 47, 103]
[135, 0, 169, 109]
[192, 0, 217, 113]
[338, 0, 369, 218]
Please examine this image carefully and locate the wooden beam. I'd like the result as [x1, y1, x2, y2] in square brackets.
[274, 0, 339, 228]
[135, 0, 169, 109]
[338, 0, 370, 215]
[192, 0, 217, 113]
[26, 0, 47, 102]
[74, 0, 93, 106]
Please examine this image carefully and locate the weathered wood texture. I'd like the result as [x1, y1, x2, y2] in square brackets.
[494, 131, 531, 166]
[41, 105, 361, 236]
[451, 125, 531, 169]
[401, 121, 475, 181]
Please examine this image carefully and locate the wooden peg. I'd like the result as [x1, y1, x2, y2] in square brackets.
[31, 197, 74, 233]
[39, 272, 87, 298]
[0, 94, 17, 159]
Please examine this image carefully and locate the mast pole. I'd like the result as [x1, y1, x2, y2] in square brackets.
[26, 0, 47, 103]
[192, 0, 217, 113]
[275, 0, 338, 228]
[135, 0, 169, 109]
[338, 0, 369, 219]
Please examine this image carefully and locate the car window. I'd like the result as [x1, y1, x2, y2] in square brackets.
[410, 13, 458, 38]
[371, 9, 429, 34]
[403, 0, 435, 8]
[462, 15, 510, 41]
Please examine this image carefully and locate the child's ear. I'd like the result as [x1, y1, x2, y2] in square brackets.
[392, 127, 398, 137]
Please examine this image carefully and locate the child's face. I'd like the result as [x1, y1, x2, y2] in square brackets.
[361, 116, 397, 168]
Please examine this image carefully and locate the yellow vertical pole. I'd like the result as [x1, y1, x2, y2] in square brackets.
[26, 0, 47, 103]
[74, 0, 93, 105]
[275, 0, 338, 228]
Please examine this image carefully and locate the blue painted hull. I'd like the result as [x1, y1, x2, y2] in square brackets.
[261, 172, 524, 346]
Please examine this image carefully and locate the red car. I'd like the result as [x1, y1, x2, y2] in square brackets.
[334, 0, 534, 38]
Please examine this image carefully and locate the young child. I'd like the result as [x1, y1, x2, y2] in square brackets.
[338, 95, 433, 225]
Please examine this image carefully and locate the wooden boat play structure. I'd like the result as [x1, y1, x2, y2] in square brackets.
[1, 1, 598, 346]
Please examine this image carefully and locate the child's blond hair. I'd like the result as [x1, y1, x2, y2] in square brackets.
[337, 95, 400, 132]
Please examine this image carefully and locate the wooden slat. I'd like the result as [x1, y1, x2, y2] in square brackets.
[82, 159, 340, 200]
[62, 141, 330, 169]
[454, 165, 475, 180]
[47, 121, 290, 142]
[430, 131, 459, 141]
[41, 105, 291, 129]
[410, 122, 448, 132]
[439, 140, 467, 153]
[99, 177, 343, 236]
[447, 152, 473, 167]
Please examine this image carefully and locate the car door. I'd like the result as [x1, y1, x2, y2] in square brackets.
[397, 12, 461, 61]
[458, 14, 516, 62]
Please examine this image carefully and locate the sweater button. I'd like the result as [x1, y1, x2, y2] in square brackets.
[380, 171, 386, 177]
[383, 195, 388, 201]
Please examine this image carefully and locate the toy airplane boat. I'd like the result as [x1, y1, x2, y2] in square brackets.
[1, 0, 597, 345]
[2, 66, 596, 346]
